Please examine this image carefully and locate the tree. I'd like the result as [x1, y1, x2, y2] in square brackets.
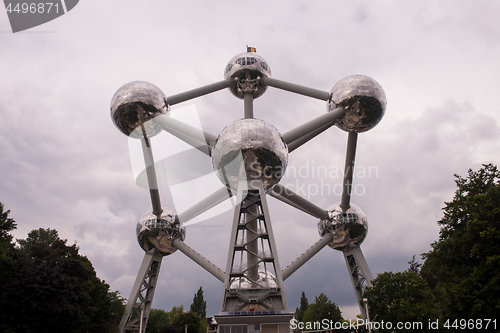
[301, 293, 342, 327]
[0, 202, 16, 252]
[190, 286, 207, 319]
[0, 202, 16, 309]
[171, 312, 204, 333]
[147, 309, 170, 333]
[294, 291, 309, 322]
[168, 305, 185, 325]
[408, 255, 422, 274]
[362, 270, 436, 332]
[421, 164, 500, 320]
[0, 224, 124, 333]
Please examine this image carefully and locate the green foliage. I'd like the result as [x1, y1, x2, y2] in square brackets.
[168, 305, 185, 324]
[147, 309, 171, 333]
[0, 220, 124, 333]
[408, 255, 422, 273]
[0, 202, 16, 260]
[294, 291, 309, 322]
[362, 270, 436, 332]
[190, 286, 207, 319]
[421, 164, 500, 319]
[301, 293, 342, 327]
[171, 312, 204, 333]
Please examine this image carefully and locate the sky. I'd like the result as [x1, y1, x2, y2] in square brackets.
[1, 0, 499, 321]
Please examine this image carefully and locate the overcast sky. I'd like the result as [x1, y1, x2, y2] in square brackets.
[1, 0, 499, 320]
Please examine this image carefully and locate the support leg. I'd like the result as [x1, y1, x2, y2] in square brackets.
[342, 245, 373, 320]
[119, 250, 163, 333]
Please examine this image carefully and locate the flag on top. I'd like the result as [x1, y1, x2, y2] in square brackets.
[247, 46, 256, 53]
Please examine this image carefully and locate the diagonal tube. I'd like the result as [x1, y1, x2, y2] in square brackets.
[153, 114, 217, 156]
[282, 233, 333, 280]
[177, 186, 232, 225]
[340, 132, 358, 212]
[166, 79, 235, 105]
[281, 107, 345, 145]
[287, 121, 335, 153]
[141, 136, 163, 217]
[270, 184, 327, 219]
[172, 239, 225, 282]
[262, 77, 330, 101]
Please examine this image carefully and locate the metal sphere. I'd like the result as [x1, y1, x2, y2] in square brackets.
[318, 202, 368, 251]
[110, 81, 168, 138]
[230, 269, 278, 289]
[327, 75, 386, 133]
[136, 207, 186, 256]
[211, 118, 288, 193]
[224, 52, 271, 99]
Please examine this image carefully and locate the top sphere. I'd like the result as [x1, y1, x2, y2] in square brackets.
[318, 202, 368, 251]
[224, 52, 271, 99]
[110, 81, 168, 139]
[327, 75, 386, 133]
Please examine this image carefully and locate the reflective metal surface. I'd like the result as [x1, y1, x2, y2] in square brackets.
[136, 207, 186, 256]
[211, 119, 288, 192]
[230, 269, 278, 289]
[224, 52, 271, 99]
[327, 75, 386, 133]
[111, 81, 168, 138]
[317, 202, 368, 251]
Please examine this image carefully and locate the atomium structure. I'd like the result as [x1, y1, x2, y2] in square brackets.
[111, 48, 386, 333]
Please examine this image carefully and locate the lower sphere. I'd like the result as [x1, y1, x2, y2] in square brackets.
[136, 207, 186, 256]
[318, 202, 368, 250]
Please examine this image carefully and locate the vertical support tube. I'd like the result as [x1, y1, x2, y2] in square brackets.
[141, 136, 163, 218]
[340, 132, 358, 212]
[244, 93, 254, 119]
[246, 203, 259, 282]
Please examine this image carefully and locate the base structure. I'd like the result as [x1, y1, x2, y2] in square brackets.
[342, 245, 373, 320]
[119, 250, 163, 333]
[215, 311, 293, 333]
[221, 182, 288, 313]
[217, 181, 292, 333]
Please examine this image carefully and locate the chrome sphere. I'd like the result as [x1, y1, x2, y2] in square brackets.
[318, 202, 368, 251]
[224, 52, 271, 99]
[230, 269, 278, 290]
[211, 119, 288, 193]
[328, 75, 386, 133]
[110, 81, 168, 138]
[136, 207, 186, 256]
